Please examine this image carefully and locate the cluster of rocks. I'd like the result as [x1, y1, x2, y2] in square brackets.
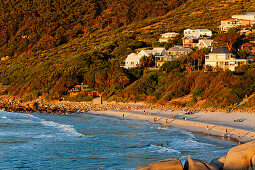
[137, 140, 255, 170]
[0, 101, 81, 115]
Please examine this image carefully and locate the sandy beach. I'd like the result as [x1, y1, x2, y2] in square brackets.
[0, 95, 255, 143]
[89, 109, 255, 143]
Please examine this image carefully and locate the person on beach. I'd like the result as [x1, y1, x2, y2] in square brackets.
[226, 128, 228, 134]
[166, 119, 168, 124]
[123, 114, 124, 119]
[206, 125, 209, 131]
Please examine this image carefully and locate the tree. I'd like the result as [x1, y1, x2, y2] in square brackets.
[190, 49, 209, 71]
[214, 33, 240, 51]
[139, 56, 155, 68]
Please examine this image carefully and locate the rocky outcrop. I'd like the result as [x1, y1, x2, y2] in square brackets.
[210, 156, 226, 170]
[183, 158, 218, 170]
[224, 140, 255, 170]
[137, 158, 183, 170]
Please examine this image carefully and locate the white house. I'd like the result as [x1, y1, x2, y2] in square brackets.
[121, 53, 142, 69]
[196, 39, 213, 50]
[232, 11, 255, 21]
[159, 32, 179, 43]
[121, 48, 166, 69]
[184, 29, 212, 38]
[205, 47, 248, 71]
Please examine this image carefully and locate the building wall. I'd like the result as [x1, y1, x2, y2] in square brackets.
[232, 15, 255, 21]
[205, 53, 247, 71]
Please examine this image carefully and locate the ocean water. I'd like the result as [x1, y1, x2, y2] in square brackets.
[0, 111, 237, 169]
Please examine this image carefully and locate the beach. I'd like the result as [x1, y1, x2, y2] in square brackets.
[0, 95, 255, 143]
[88, 109, 255, 143]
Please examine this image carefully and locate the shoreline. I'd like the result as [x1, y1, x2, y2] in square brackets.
[88, 110, 255, 143]
[0, 95, 254, 143]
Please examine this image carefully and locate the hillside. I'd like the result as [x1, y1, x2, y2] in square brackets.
[0, 0, 254, 109]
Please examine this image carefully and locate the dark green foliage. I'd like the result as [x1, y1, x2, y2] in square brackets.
[192, 87, 204, 101]
[161, 61, 181, 72]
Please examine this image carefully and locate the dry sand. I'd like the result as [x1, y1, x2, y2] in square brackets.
[89, 109, 255, 143]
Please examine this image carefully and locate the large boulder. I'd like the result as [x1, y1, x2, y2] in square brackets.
[224, 140, 255, 170]
[210, 156, 226, 170]
[137, 158, 183, 170]
[184, 158, 218, 170]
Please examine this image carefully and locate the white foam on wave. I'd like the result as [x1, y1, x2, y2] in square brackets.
[148, 144, 181, 154]
[40, 119, 85, 137]
[155, 126, 195, 138]
[24, 113, 85, 137]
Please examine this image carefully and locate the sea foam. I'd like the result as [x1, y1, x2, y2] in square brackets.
[26, 114, 85, 137]
[40, 119, 85, 137]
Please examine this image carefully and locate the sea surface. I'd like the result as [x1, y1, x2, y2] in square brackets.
[0, 111, 238, 169]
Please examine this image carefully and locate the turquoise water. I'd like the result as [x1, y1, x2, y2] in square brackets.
[0, 111, 237, 169]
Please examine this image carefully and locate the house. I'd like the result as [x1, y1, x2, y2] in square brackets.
[69, 84, 99, 97]
[184, 29, 212, 38]
[121, 48, 166, 69]
[155, 55, 175, 67]
[182, 36, 199, 48]
[220, 18, 253, 33]
[141, 48, 167, 56]
[155, 46, 192, 67]
[232, 11, 255, 21]
[121, 53, 142, 69]
[196, 39, 213, 50]
[159, 32, 179, 43]
[166, 46, 192, 56]
[205, 47, 248, 71]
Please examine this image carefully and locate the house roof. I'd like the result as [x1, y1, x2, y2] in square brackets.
[153, 48, 166, 53]
[199, 29, 212, 32]
[141, 50, 154, 56]
[222, 18, 252, 22]
[182, 35, 199, 39]
[126, 53, 141, 60]
[160, 32, 179, 35]
[198, 39, 213, 46]
[167, 46, 192, 52]
[211, 47, 233, 54]
[141, 48, 166, 56]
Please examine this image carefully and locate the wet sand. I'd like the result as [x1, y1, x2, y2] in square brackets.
[89, 110, 255, 143]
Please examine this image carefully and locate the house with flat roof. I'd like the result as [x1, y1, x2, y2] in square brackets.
[220, 18, 253, 33]
[184, 29, 212, 38]
[159, 32, 179, 43]
[205, 47, 248, 71]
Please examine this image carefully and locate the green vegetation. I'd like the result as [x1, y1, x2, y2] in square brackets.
[63, 93, 93, 102]
[0, 0, 254, 109]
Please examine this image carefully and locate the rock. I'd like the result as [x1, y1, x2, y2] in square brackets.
[184, 158, 218, 170]
[210, 156, 226, 170]
[224, 140, 255, 170]
[137, 158, 183, 170]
